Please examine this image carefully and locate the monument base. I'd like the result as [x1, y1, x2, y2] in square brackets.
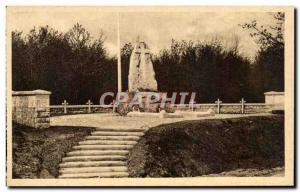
[178, 109, 215, 118]
[116, 91, 168, 115]
[127, 110, 184, 118]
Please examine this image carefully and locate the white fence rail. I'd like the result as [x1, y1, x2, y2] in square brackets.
[50, 98, 272, 116]
[171, 99, 271, 114]
[50, 100, 114, 116]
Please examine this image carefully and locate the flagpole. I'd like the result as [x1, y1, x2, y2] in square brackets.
[117, 12, 122, 93]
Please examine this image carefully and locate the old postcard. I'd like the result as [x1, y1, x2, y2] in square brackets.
[6, 6, 294, 186]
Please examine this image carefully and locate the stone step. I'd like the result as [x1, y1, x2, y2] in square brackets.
[62, 155, 127, 162]
[85, 136, 141, 141]
[94, 127, 147, 132]
[67, 150, 129, 156]
[59, 172, 129, 178]
[59, 166, 127, 174]
[91, 131, 144, 136]
[73, 145, 133, 150]
[79, 140, 137, 145]
[57, 125, 148, 179]
[60, 161, 126, 168]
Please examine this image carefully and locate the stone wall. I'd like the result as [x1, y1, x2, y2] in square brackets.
[12, 90, 51, 128]
[50, 106, 113, 116]
[173, 103, 270, 114]
[47, 91, 284, 116]
[264, 91, 284, 110]
[172, 91, 285, 114]
[220, 104, 244, 114]
[49, 103, 269, 115]
[244, 103, 271, 113]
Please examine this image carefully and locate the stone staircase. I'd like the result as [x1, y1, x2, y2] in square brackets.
[59, 127, 148, 178]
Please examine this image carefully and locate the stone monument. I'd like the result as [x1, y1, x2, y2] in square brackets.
[128, 39, 157, 92]
[115, 38, 163, 114]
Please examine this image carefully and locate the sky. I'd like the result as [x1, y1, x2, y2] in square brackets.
[8, 7, 278, 59]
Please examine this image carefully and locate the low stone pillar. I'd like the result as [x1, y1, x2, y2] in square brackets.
[264, 91, 284, 110]
[12, 89, 51, 129]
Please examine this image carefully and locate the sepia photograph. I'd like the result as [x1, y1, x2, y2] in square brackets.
[6, 6, 294, 186]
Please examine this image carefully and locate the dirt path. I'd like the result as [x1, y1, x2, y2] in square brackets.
[51, 113, 272, 128]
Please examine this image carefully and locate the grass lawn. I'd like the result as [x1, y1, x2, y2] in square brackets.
[128, 115, 284, 177]
[12, 123, 95, 178]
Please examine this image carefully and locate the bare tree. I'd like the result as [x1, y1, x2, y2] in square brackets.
[240, 12, 284, 50]
[66, 23, 91, 50]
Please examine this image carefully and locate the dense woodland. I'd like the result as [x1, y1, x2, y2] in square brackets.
[12, 13, 284, 104]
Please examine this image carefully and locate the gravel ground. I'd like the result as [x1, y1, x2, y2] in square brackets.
[51, 113, 272, 129]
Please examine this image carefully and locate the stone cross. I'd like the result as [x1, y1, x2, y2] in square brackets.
[240, 98, 246, 114]
[112, 99, 116, 113]
[135, 48, 151, 55]
[215, 99, 222, 114]
[128, 40, 158, 92]
[189, 99, 196, 111]
[62, 100, 68, 114]
[86, 99, 93, 113]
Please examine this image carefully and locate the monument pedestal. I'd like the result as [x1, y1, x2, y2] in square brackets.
[117, 92, 167, 114]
